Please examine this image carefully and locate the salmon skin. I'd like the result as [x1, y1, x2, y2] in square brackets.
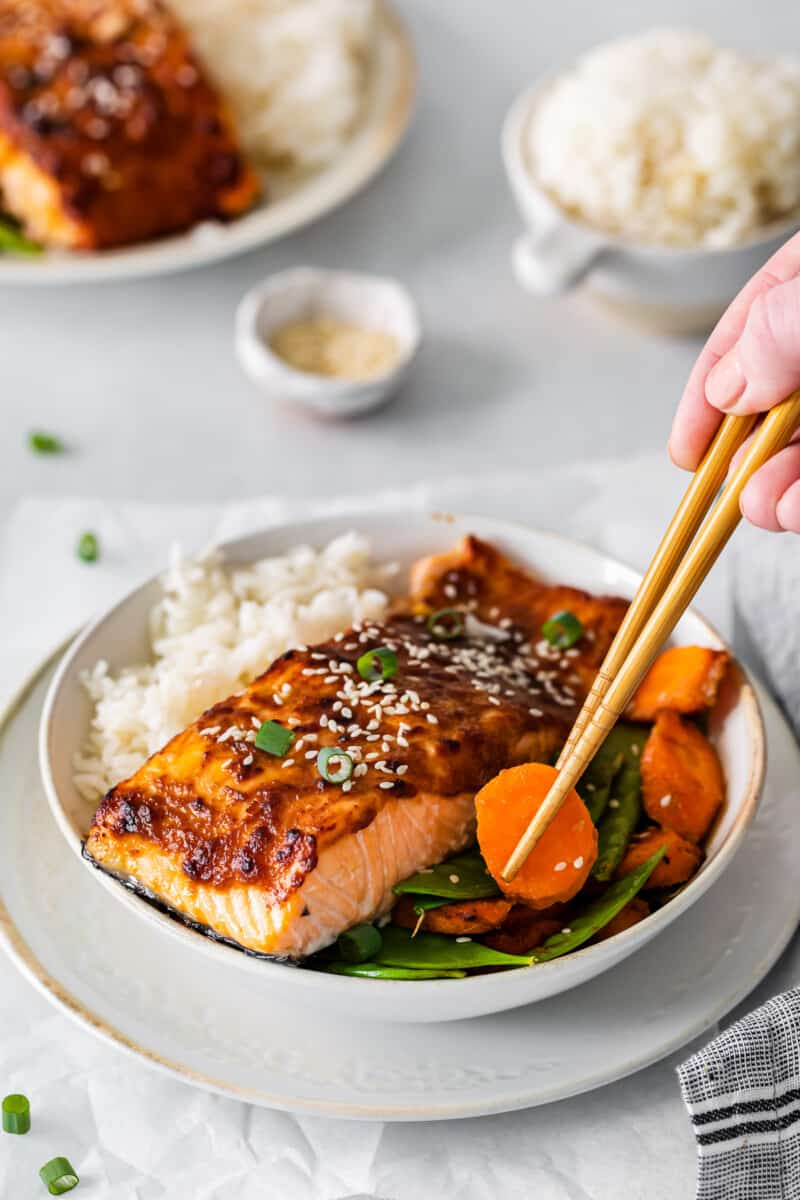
[84, 536, 626, 959]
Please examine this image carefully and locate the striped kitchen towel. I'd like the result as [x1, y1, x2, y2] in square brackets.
[678, 529, 800, 1199]
[678, 987, 800, 1198]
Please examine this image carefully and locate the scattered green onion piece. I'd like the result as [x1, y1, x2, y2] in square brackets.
[356, 646, 398, 682]
[541, 609, 583, 649]
[254, 720, 295, 757]
[426, 608, 464, 641]
[28, 431, 63, 455]
[76, 532, 99, 563]
[39, 1158, 79, 1195]
[336, 924, 383, 963]
[0, 218, 42, 257]
[2, 1094, 30, 1135]
[316, 746, 354, 784]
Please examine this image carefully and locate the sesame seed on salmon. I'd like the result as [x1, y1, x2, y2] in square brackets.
[84, 536, 627, 958]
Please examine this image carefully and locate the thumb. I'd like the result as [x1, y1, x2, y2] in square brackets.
[704, 275, 800, 416]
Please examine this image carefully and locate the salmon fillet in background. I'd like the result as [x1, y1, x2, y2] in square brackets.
[0, 0, 258, 249]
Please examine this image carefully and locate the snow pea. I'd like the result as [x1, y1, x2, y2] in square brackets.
[337, 924, 383, 963]
[323, 962, 467, 980]
[536, 847, 665, 962]
[591, 726, 649, 882]
[394, 895, 452, 937]
[376, 925, 533, 970]
[393, 849, 500, 901]
[577, 723, 641, 823]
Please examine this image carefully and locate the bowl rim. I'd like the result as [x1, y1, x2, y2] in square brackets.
[234, 266, 422, 397]
[501, 74, 800, 261]
[39, 511, 766, 1007]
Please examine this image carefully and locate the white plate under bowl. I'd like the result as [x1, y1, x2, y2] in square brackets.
[0, 3, 415, 286]
[40, 512, 764, 1023]
[3, 656, 798, 1119]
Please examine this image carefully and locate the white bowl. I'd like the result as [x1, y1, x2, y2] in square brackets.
[235, 267, 421, 418]
[39, 512, 765, 1023]
[502, 78, 800, 334]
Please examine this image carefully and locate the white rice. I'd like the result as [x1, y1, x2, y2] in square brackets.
[528, 29, 800, 248]
[170, 0, 377, 169]
[73, 533, 393, 801]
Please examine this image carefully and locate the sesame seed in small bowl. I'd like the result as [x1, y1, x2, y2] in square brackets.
[235, 267, 421, 418]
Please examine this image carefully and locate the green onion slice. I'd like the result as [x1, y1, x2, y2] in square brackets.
[2, 1093, 30, 1135]
[254, 720, 295, 757]
[426, 608, 464, 640]
[541, 609, 583, 649]
[28, 431, 63, 454]
[356, 646, 398, 682]
[317, 746, 354, 784]
[76, 532, 99, 563]
[39, 1158, 79, 1194]
[337, 924, 383, 963]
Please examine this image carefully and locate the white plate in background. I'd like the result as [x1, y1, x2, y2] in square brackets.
[0, 3, 415, 286]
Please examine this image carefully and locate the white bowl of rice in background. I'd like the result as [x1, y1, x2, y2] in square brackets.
[502, 29, 800, 334]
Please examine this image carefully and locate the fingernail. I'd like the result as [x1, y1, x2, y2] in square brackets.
[706, 354, 745, 411]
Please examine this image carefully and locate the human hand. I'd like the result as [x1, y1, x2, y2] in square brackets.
[669, 230, 800, 532]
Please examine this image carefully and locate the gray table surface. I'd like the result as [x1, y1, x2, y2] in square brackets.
[2, 3, 799, 1197]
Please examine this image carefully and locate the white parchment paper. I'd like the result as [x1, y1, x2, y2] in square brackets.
[1, 455, 797, 1200]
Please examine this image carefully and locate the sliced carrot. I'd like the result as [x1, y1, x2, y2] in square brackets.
[593, 898, 649, 942]
[476, 762, 598, 908]
[627, 646, 729, 721]
[481, 906, 564, 955]
[392, 896, 512, 936]
[641, 710, 724, 843]
[616, 827, 703, 888]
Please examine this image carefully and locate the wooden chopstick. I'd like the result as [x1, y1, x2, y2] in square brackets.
[554, 412, 757, 770]
[502, 390, 800, 882]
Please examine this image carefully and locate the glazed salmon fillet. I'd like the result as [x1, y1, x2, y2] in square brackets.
[84, 536, 627, 958]
[0, 0, 258, 249]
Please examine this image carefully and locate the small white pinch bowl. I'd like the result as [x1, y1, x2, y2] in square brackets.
[235, 267, 421, 418]
[40, 512, 765, 1024]
[502, 79, 800, 335]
